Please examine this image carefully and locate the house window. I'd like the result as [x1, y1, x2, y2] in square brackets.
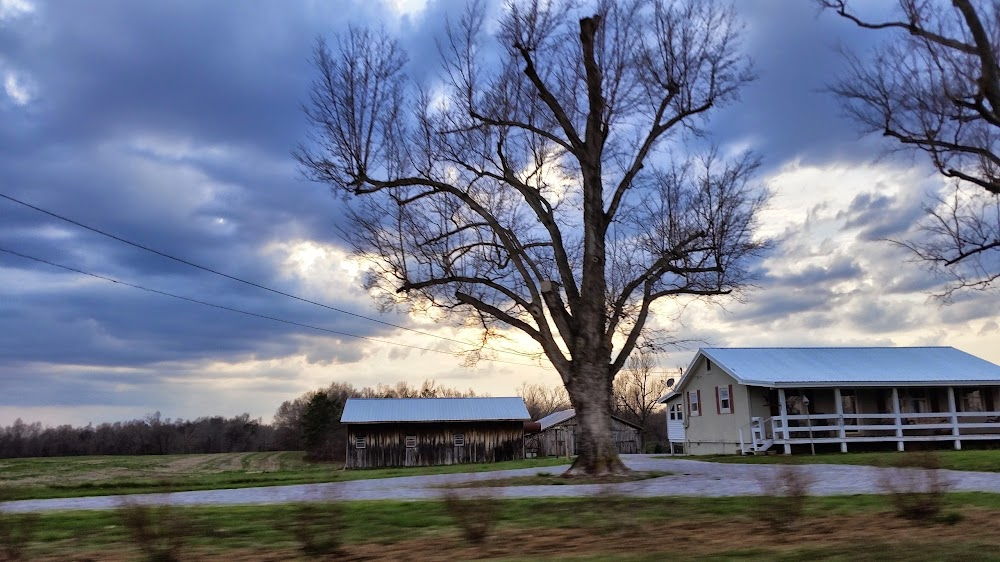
[706, 359, 712, 371]
[355, 436, 366, 449]
[717, 385, 733, 414]
[454, 433, 465, 446]
[962, 389, 984, 412]
[669, 404, 683, 421]
[688, 391, 701, 416]
[405, 435, 417, 448]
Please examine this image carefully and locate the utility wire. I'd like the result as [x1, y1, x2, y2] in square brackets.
[0, 246, 548, 369]
[0, 191, 539, 358]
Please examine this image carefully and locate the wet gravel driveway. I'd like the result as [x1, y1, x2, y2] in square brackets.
[4, 454, 1000, 513]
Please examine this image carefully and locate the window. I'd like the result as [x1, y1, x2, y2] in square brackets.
[717, 385, 733, 414]
[454, 433, 465, 446]
[405, 435, 417, 448]
[355, 436, 366, 449]
[706, 359, 713, 371]
[688, 391, 701, 416]
[669, 404, 683, 421]
[962, 389, 985, 412]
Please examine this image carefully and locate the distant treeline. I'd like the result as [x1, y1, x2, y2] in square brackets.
[0, 413, 275, 459]
[0, 379, 478, 460]
[3, 375, 668, 460]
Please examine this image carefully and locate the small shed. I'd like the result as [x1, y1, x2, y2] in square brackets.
[529, 409, 642, 457]
[340, 397, 530, 469]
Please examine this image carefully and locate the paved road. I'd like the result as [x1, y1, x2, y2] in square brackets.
[4, 454, 1000, 513]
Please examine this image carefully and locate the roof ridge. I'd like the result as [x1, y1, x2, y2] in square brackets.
[702, 346, 954, 350]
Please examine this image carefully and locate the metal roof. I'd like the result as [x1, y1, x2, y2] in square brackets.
[340, 397, 530, 423]
[534, 408, 645, 430]
[658, 346, 1000, 403]
[536, 409, 577, 430]
[702, 346, 1000, 387]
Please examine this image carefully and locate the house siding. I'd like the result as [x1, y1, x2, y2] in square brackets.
[345, 421, 523, 469]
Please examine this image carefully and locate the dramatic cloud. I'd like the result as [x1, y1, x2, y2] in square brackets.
[1, 0, 998, 427]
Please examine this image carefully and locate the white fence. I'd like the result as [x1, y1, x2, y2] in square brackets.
[740, 411, 1000, 454]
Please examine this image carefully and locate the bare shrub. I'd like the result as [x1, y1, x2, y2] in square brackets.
[0, 489, 37, 562]
[118, 500, 191, 562]
[755, 464, 815, 532]
[440, 489, 501, 545]
[876, 451, 953, 521]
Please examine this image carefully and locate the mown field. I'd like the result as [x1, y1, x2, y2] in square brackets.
[3, 494, 1000, 560]
[0, 452, 570, 501]
[687, 448, 1000, 472]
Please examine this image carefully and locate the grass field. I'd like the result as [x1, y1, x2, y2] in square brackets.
[4, 494, 1000, 560]
[681, 448, 1000, 472]
[0, 452, 570, 501]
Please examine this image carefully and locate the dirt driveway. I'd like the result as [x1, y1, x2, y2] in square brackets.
[5, 454, 1000, 513]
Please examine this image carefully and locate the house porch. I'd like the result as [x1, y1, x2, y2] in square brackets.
[739, 385, 1000, 455]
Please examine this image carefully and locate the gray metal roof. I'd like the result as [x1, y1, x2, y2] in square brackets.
[536, 409, 577, 430]
[701, 346, 1000, 387]
[534, 408, 645, 430]
[340, 397, 530, 423]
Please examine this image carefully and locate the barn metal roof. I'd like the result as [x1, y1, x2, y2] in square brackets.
[536, 409, 577, 430]
[340, 397, 530, 423]
[535, 409, 645, 431]
[704, 346, 1000, 387]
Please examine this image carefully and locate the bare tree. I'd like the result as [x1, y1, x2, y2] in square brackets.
[517, 381, 570, 419]
[612, 350, 669, 442]
[823, 0, 1000, 296]
[297, 0, 767, 474]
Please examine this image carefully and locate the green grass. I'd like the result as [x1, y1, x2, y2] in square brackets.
[0, 452, 571, 501]
[673, 448, 1000, 472]
[6, 494, 1000, 560]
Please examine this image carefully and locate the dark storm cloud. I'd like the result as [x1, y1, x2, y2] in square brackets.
[704, 1, 898, 171]
[836, 189, 929, 242]
[3, 0, 994, 422]
[0, 0, 460, 416]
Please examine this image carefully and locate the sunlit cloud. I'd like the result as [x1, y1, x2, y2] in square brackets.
[0, 0, 34, 22]
[3, 71, 35, 105]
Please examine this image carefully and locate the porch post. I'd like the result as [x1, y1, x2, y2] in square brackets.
[891, 387, 904, 452]
[947, 386, 961, 451]
[834, 387, 847, 453]
[778, 388, 791, 455]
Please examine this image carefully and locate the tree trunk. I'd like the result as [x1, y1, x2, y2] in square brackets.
[564, 362, 629, 476]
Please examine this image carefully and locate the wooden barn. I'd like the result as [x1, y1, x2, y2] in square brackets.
[340, 397, 530, 469]
[527, 409, 642, 457]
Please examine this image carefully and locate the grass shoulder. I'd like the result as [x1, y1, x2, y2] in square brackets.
[7, 494, 1000, 561]
[664, 448, 1000, 472]
[0, 453, 571, 501]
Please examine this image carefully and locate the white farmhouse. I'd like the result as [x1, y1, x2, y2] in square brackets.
[659, 347, 1000, 455]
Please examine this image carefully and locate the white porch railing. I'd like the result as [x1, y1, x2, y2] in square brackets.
[767, 411, 1000, 452]
[739, 417, 775, 454]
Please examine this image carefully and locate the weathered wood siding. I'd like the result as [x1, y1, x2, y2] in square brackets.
[345, 422, 523, 469]
[536, 417, 641, 456]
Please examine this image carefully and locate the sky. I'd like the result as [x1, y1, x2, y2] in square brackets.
[1, 0, 998, 427]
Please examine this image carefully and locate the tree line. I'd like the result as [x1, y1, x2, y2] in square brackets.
[0, 412, 273, 459]
[1, 369, 673, 460]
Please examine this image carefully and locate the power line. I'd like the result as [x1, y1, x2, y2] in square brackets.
[0, 191, 539, 358]
[0, 246, 547, 369]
